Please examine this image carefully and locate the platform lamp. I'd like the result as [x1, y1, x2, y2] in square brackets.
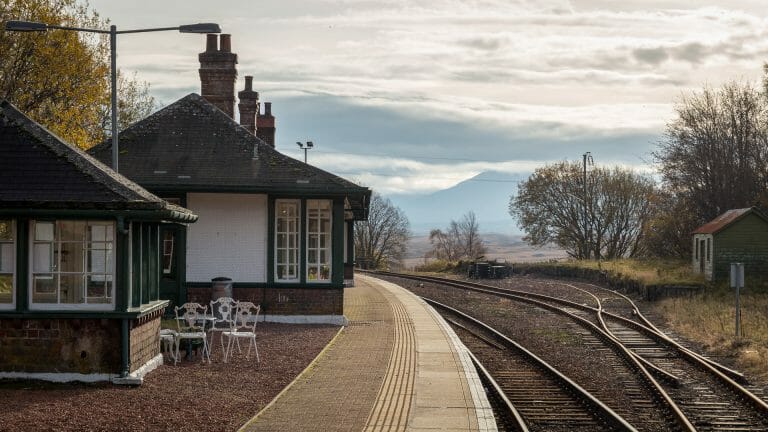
[4, 20, 221, 173]
[297, 141, 314, 163]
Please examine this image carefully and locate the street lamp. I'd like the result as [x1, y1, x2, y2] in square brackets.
[296, 141, 314, 163]
[5, 20, 221, 173]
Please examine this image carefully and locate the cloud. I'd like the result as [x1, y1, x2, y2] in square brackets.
[633, 47, 669, 65]
[89, 0, 768, 198]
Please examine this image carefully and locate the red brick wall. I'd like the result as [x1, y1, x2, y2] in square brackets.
[185, 286, 343, 315]
[129, 312, 163, 373]
[0, 318, 121, 374]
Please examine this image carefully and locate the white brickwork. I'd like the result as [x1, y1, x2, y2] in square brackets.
[186, 193, 267, 282]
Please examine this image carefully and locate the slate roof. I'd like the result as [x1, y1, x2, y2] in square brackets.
[692, 208, 767, 235]
[0, 99, 197, 222]
[88, 94, 371, 219]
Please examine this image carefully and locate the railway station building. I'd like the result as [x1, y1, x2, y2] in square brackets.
[0, 100, 198, 382]
[88, 34, 371, 324]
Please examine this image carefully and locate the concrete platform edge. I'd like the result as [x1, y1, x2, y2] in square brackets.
[238, 325, 346, 431]
[424, 300, 499, 432]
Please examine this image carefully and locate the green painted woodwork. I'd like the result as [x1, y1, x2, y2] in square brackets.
[0, 208, 196, 223]
[711, 213, 768, 281]
[266, 196, 346, 288]
[14, 218, 28, 311]
[332, 198, 345, 285]
[345, 221, 355, 265]
[131, 225, 141, 309]
[267, 196, 276, 289]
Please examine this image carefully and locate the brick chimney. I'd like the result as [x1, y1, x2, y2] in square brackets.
[238, 76, 259, 134]
[199, 34, 238, 117]
[257, 102, 276, 147]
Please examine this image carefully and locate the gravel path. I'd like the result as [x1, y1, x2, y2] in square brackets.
[0, 323, 339, 432]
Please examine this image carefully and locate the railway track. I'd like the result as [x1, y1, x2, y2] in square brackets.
[372, 271, 768, 431]
[428, 298, 637, 432]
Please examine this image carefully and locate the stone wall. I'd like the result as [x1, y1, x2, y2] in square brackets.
[129, 311, 163, 373]
[0, 318, 121, 374]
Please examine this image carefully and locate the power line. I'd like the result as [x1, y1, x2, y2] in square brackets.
[289, 148, 518, 164]
[331, 170, 524, 183]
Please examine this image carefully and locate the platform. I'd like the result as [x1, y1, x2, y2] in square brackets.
[240, 274, 496, 432]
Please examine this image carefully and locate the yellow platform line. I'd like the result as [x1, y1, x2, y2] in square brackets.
[365, 295, 416, 431]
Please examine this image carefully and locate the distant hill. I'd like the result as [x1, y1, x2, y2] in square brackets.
[389, 170, 521, 235]
[403, 232, 566, 269]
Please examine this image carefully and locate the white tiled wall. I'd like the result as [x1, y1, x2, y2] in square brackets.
[186, 193, 267, 282]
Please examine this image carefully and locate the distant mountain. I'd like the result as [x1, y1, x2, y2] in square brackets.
[403, 232, 566, 268]
[389, 170, 521, 235]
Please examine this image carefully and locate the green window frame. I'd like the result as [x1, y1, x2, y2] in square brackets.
[306, 199, 332, 283]
[275, 200, 300, 282]
[0, 219, 15, 309]
[29, 220, 115, 311]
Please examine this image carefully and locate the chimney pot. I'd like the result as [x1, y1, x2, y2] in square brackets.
[265, 102, 272, 116]
[220, 34, 232, 52]
[245, 75, 253, 91]
[205, 34, 217, 52]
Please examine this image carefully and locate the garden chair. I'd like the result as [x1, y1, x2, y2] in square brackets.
[159, 328, 178, 363]
[209, 297, 237, 356]
[222, 301, 260, 363]
[174, 302, 211, 364]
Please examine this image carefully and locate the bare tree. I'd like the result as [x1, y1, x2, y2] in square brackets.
[354, 194, 410, 270]
[510, 162, 654, 259]
[638, 190, 698, 258]
[429, 211, 486, 261]
[428, 227, 460, 261]
[457, 211, 485, 259]
[654, 81, 768, 224]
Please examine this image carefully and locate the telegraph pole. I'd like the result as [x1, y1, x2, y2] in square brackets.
[583, 152, 593, 259]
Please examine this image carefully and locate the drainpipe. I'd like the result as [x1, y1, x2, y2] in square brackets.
[117, 215, 130, 377]
[120, 319, 130, 377]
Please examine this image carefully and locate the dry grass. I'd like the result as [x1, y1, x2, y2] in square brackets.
[655, 288, 768, 381]
[562, 258, 705, 285]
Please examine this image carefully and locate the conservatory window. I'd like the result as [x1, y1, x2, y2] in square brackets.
[30, 220, 115, 310]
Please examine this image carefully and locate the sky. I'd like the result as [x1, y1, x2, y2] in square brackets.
[87, 0, 768, 197]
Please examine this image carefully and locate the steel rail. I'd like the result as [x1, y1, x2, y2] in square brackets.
[377, 271, 697, 431]
[575, 281, 745, 382]
[426, 298, 636, 432]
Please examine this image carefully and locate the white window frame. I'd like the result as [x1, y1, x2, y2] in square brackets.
[0, 219, 16, 310]
[275, 200, 300, 282]
[306, 199, 332, 283]
[28, 220, 116, 311]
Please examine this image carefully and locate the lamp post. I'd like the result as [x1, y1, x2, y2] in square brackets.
[297, 141, 314, 163]
[5, 20, 221, 173]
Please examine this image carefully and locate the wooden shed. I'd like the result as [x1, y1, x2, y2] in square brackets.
[692, 208, 768, 282]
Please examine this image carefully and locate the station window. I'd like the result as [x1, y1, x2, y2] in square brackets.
[30, 220, 115, 310]
[306, 200, 332, 282]
[0, 219, 15, 309]
[275, 200, 300, 282]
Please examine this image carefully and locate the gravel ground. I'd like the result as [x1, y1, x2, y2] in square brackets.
[381, 274, 672, 431]
[0, 323, 339, 432]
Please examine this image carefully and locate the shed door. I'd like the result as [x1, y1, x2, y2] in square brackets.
[699, 239, 706, 273]
[159, 225, 183, 310]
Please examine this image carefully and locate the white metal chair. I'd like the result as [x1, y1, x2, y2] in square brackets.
[209, 297, 237, 356]
[174, 302, 211, 364]
[222, 301, 261, 363]
[159, 328, 178, 363]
